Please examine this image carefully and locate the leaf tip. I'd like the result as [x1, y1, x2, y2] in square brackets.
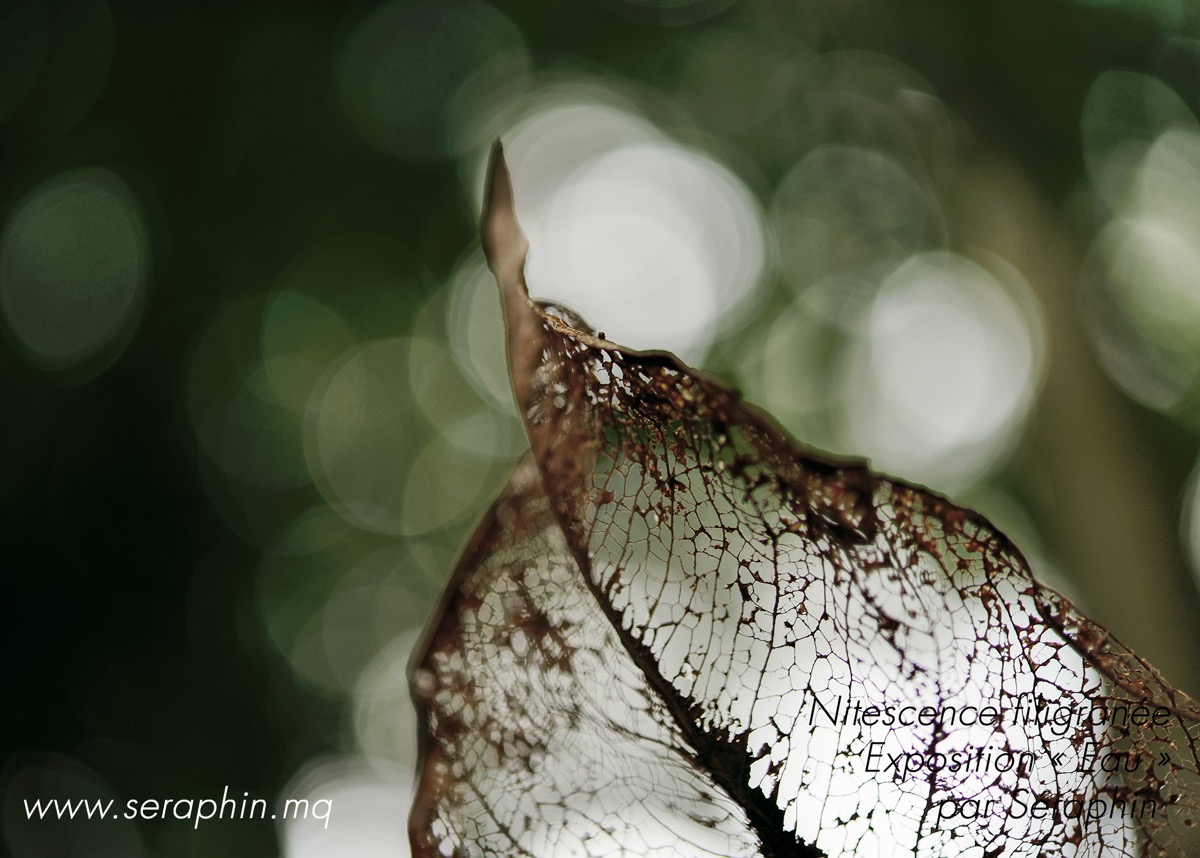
[480, 139, 530, 292]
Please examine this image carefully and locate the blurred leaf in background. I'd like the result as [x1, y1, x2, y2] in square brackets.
[2, 0, 1200, 856]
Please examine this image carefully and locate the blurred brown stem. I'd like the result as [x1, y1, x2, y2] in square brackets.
[950, 152, 1200, 699]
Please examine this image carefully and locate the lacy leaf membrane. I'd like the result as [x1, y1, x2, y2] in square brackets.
[410, 143, 1200, 857]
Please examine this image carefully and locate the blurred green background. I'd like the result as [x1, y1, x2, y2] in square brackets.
[4, 0, 1200, 855]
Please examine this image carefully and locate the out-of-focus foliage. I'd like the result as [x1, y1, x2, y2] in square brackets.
[2, 0, 1200, 856]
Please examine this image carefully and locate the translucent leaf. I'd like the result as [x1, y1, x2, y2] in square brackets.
[409, 143, 1200, 857]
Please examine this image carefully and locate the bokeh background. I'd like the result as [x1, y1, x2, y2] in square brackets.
[4, 0, 1200, 855]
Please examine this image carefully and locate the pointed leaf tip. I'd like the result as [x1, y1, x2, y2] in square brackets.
[480, 140, 529, 288]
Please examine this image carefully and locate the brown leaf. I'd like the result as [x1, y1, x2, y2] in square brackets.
[409, 141, 1200, 857]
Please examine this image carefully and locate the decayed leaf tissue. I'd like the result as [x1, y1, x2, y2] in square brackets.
[408, 142, 1200, 857]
